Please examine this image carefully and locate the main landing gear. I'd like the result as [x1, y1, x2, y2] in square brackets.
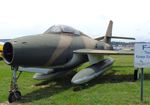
[8, 66, 22, 103]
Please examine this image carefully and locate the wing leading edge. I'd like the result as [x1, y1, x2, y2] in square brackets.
[74, 49, 134, 55]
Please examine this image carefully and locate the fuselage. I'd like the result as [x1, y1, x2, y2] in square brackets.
[2, 25, 113, 70]
[3, 33, 98, 68]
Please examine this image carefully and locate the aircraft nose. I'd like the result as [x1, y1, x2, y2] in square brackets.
[2, 35, 55, 66]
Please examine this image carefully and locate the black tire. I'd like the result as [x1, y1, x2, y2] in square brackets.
[8, 92, 16, 103]
[15, 91, 22, 100]
[8, 91, 21, 103]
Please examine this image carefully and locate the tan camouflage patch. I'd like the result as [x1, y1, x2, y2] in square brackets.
[81, 36, 97, 49]
[45, 34, 73, 65]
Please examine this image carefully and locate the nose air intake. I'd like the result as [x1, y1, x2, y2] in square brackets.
[3, 42, 13, 64]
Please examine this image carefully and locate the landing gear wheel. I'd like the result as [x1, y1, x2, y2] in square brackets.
[8, 91, 22, 103]
[15, 91, 21, 100]
[8, 66, 22, 103]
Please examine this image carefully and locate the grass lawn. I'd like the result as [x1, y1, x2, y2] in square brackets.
[0, 55, 150, 105]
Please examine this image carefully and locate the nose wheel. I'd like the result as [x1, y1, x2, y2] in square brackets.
[8, 91, 21, 103]
[8, 66, 22, 103]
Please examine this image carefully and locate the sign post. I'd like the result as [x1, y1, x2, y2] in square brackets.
[140, 68, 144, 102]
[134, 42, 150, 102]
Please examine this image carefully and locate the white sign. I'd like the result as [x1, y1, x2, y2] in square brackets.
[134, 42, 150, 68]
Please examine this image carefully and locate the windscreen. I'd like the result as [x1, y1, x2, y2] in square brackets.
[44, 25, 81, 35]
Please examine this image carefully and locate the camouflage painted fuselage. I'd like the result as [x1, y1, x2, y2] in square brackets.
[3, 33, 98, 68]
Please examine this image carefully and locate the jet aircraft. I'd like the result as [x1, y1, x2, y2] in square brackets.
[2, 20, 135, 103]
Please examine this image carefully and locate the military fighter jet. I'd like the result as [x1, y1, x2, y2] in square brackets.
[2, 20, 135, 103]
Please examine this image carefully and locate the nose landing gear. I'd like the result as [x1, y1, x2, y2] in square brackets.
[8, 66, 22, 103]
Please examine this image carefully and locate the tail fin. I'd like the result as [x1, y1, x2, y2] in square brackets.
[94, 20, 135, 42]
[104, 20, 113, 44]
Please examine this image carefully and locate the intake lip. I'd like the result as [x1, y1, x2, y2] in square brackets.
[3, 42, 13, 65]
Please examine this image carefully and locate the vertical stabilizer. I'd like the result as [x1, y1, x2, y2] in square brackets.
[104, 20, 113, 44]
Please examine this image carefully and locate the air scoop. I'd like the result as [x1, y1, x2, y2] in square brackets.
[3, 42, 13, 65]
[3, 34, 67, 67]
[2, 35, 61, 67]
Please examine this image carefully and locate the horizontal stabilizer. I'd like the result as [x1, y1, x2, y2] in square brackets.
[95, 36, 135, 41]
[108, 36, 135, 40]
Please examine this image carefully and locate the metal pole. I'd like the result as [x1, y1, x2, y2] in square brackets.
[140, 68, 144, 102]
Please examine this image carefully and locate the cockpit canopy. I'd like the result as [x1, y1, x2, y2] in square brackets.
[44, 25, 83, 35]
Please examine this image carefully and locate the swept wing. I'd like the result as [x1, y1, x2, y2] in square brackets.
[74, 49, 134, 55]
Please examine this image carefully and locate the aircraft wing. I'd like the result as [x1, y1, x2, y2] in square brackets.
[72, 49, 134, 85]
[74, 49, 134, 55]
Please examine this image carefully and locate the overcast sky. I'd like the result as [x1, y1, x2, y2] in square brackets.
[0, 0, 150, 41]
